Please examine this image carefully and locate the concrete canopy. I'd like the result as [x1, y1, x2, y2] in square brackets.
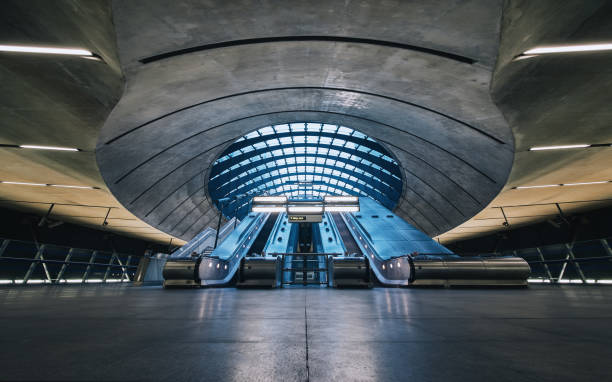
[96, 0, 514, 241]
[2, 0, 611, 246]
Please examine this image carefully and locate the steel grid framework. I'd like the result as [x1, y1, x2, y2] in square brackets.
[208, 122, 403, 219]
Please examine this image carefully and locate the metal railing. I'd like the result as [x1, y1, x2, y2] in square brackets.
[482, 238, 612, 284]
[0, 237, 138, 285]
[269, 253, 340, 286]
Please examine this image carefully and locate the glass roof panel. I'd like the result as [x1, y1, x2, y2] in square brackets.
[209, 122, 403, 219]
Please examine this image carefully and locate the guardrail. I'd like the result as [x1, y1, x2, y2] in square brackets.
[0, 237, 137, 285]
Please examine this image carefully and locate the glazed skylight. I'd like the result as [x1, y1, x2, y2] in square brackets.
[208, 123, 403, 219]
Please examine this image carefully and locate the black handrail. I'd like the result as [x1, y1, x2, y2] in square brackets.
[527, 256, 612, 265]
[0, 257, 137, 268]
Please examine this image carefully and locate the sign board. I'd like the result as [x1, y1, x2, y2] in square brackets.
[288, 214, 322, 223]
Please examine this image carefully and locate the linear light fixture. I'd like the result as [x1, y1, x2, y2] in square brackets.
[513, 54, 537, 61]
[251, 196, 359, 215]
[49, 184, 98, 189]
[325, 206, 360, 212]
[19, 145, 79, 151]
[564, 181, 609, 186]
[529, 144, 590, 151]
[515, 184, 561, 189]
[252, 196, 287, 203]
[287, 206, 323, 213]
[1, 181, 47, 187]
[0, 44, 93, 56]
[324, 196, 359, 203]
[251, 206, 286, 213]
[0, 181, 98, 189]
[524, 43, 612, 55]
[514, 180, 611, 189]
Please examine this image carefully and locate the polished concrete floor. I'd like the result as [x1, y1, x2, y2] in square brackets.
[1, 285, 612, 381]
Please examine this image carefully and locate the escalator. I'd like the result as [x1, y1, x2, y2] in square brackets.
[164, 197, 531, 289]
[248, 213, 279, 256]
[329, 213, 371, 287]
[236, 213, 282, 287]
[341, 198, 531, 287]
[163, 212, 273, 288]
[331, 213, 362, 256]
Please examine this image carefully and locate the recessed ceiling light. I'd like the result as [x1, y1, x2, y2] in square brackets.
[529, 144, 590, 151]
[0, 45, 92, 56]
[19, 145, 79, 151]
[513, 54, 537, 61]
[563, 181, 610, 186]
[515, 184, 561, 189]
[514, 181, 611, 189]
[524, 43, 612, 55]
[0, 181, 47, 187]
[49, 184, 98, 189]
[0, 181, 99, 189]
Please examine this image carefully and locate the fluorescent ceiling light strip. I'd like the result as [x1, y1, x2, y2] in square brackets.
[515, 184, 560, 189]
[0, 181, 47, 186]
[49, 184, 96, 189]
[0, 181, 98, 189]
[325, 206, 359, 212]
[515, 180, 611, 189]
[563, 181, 610, 186]
[514, 55, 537, 61]
[524, 43, 612, 55]
[0, 45, 92, 56]
[19, 145, 79, 151]
[251, 206, 286, 213]
[529, 144, 590, 151]
[324, 196, 359, 202]
[288, 206, 323, 213]
[252, 196, 287, 203]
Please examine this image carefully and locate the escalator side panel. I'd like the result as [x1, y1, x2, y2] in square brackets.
[197, 213, 269, 286]
[248, 213, 279, 256]
[234, 213, 282, 287]
[313, 213, 345, 255]
[264, 213, 298, 254]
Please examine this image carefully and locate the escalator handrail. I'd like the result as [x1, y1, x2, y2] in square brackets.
[341, 212, 410, 285]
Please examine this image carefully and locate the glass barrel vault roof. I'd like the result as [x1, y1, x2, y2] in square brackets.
[208, 123, 403, 219]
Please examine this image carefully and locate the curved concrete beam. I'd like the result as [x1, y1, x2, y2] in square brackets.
[112, 0, 503, 69]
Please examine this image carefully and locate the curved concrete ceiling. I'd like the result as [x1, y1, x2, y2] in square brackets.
[0, 1, 179, 245]
[96, 0, 515, 241]
[437, 0, 612, 243]
[3, 0, 611, 248]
